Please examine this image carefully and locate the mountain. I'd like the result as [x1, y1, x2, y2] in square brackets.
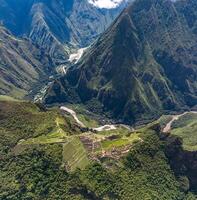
[0, 0, 133, 64]
[44, 0, 197, 124]
[0, 26, 54, 98]
[2, 1, 197, 199]
[0, 0, 133, 98]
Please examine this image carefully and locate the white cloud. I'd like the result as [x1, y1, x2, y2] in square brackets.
[88, 0, 125, 9]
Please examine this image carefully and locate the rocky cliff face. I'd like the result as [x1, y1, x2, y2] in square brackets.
[44, 0, 197, 124]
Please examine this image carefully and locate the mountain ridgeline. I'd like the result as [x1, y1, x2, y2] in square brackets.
[0, 26, 54, 98]
[0, 0, 131, 64]
[0, 0, 133, 98]
[44, 0, 197, 124]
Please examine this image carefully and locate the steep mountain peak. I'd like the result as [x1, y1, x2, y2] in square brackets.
[44, 0, 197, 124]
[0, 0, 134, 54]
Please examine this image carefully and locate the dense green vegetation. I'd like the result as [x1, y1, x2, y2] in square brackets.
[81, 132, 183, 199]
[171, 113, 197, 151]
[1, 97, 197, 199]
[0, 98, 86, 199]
[0, 0, 197, 199]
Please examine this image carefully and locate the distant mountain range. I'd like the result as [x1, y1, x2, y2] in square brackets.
[44, 0, 197, 124]
[0, 0, 132, 63]
[0, 0, 132, 98]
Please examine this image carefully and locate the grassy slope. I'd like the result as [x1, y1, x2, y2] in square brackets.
[0, 97, 88, 171]
[171, 113, 197, 151]
[96, 127, 141, 152]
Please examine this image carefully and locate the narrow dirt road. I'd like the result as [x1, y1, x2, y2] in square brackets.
[60, 106, 86, 127]
[93, 125, 117, 132]
[61, 106, 197, 134]
[60, 106, 118, 131]
[163, 111, 197, 133]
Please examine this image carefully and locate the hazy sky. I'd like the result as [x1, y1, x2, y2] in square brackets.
[88, 0, 125, 9]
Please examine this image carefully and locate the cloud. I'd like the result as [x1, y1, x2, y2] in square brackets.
[88, 0, 125, 9]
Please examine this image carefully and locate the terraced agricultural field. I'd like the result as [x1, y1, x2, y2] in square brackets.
[0, 96, 88, 171]
[8, 99, 140, 171]
[101, 137, 137, 150]
[63, 137, 90, 171]
[79, 127, 142, 160]
[19, 116, 69, 145]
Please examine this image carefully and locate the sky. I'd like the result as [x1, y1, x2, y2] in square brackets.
[88, 0, 125, 9]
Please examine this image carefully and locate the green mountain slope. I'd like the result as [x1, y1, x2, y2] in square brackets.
[44, 0, 197, 124]
[0, 26, 55, 98]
